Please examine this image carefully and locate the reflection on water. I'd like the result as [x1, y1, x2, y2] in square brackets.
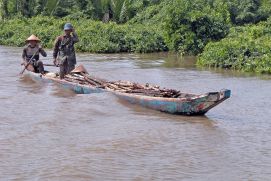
[50, 84, 77, 98]
[116, 98, 216, 127]
[132, 52, 197, 69]
[163, 55, 197, 68]
[0, 46, 271, 180]
[18, 75, 47, 94]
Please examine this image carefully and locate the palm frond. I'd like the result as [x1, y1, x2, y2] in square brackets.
[45, 0, 60, 15]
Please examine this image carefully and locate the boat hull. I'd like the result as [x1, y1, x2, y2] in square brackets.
[25, 71, 231, 115]
[25, 71, 103, 94]
[112, 89, 231, 115]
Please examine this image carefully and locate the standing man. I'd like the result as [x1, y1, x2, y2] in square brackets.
[22, 35, 47, 74]
[53, 23, 79, 79]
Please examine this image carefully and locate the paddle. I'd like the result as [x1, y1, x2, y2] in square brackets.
[20, 49, 39, 75]
[43, 63, 58, 67]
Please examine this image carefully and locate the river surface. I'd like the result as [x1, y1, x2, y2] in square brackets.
[0, 46, 271, 181]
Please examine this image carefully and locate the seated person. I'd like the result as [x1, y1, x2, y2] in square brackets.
[22, 34, 47, 74]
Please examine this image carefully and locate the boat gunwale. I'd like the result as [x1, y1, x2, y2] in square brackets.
[25, 70, 230, 104]
[108, 89, 209, 102]
[26, 71, 102, 90]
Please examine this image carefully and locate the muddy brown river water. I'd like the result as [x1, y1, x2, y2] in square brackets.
[0, 46, 271, 181]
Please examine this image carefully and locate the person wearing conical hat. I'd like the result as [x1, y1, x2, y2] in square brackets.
[22, 34, 47, 74]
[53, 23, 79, 79]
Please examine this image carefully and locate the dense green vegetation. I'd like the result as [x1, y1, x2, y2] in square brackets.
[0, 16, 166, 53]
[0, 0, 161, 22]
[163, 0, 230, 55]
[198, 17, 271, 73]
[1, 0, 271, 73]
[0, 0, 165, 53]
[197, 0, 271, 73]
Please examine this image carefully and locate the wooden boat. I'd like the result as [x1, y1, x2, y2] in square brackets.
[24, 69, 231, 116]
[25, 70, 104, 94]
[112, 88, 230, 115]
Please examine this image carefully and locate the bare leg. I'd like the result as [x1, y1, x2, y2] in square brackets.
[59, 60, 68, 79]
[36, 60, 45, 74]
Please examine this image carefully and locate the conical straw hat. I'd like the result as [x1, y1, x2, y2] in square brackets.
[71, 65, 89, 74]
[26, 34, 40, 42]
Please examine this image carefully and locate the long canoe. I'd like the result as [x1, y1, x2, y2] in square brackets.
[24, 70, 231, 116]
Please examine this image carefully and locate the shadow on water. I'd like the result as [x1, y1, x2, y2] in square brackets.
[19, 74, 76, 98]
[133, 52, 197, 69]
[135, 52, 271, 80]
[50, 83, 77, 98]
[202, 67, 271, 80]
[18, 75, 46, 94]
[163, 55, 197, 69]
[116, 97, 217, 127]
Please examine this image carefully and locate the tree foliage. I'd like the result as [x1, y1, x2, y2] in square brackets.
[228, 0, 271, 25]
[198, 17, 271, 73]
[163, 0, 230, 55]
[0, 0, 159, 23]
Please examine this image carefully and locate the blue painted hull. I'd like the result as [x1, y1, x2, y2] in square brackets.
[25, 71, 103, 94]
[111, 89, 231, 115]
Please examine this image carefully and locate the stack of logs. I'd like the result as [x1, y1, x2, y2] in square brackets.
[64, 73, 181, 98]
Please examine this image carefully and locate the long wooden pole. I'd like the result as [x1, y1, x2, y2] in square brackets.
[43, 63, 58, 67]
[19, 49, 39, 75]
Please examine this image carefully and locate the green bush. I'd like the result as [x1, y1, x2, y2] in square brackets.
[198, 17, 271, 73]
[128, 1, 166, 26]
[0, 16, 166, 53]
[228, 0, 271, 25]
[164, 0, 230, 55]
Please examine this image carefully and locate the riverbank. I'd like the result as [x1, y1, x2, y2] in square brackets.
[1, 0, 271, 74]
